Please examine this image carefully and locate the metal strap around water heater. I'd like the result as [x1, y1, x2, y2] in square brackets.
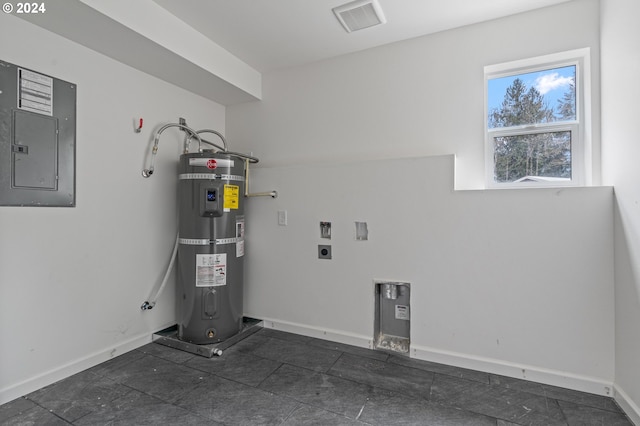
[179, 237, 242, 246]
[179, 173, 245, 182]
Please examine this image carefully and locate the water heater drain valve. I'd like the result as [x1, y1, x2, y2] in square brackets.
[140, 301, 155, 310]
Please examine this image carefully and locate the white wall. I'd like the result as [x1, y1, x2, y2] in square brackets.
[244, 157, 614, 394]
[601, 0, 640, 422]
[230, 0, 616, 395]
[0, 14, 225, 404]
[228, 0, 601, 190]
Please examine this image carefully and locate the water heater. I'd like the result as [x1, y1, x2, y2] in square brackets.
[177, 151, 246, 344]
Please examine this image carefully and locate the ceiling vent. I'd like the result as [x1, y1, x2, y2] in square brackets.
[332, 0, 387, 33]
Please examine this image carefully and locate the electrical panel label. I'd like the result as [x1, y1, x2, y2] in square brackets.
[224, 184, 239, 210]
[395, 305, 409, 320]
[18, 68, 53, 116]
[196, 253, 226, 287]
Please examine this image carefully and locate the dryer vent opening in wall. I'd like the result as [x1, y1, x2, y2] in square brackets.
[374, 281, 410, 354]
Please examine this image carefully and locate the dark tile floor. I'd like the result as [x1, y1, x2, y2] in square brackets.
[1, 328, 634, 425]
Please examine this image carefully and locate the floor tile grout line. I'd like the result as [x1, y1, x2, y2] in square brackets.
[386, 354, 492, 386]
[7, 398, 71, 425]
[275, 403, 305, 426]
[390, 355, 493, 379]
[323, 370, 430, 404]
[318, 359, 448, 412]
[434, 368, 595, 415]
[241, 340, 341, 375]
[21, 395, 83, 425]
[278, 401, 375, 426]
[91, 344, 634, 421]
[9, 333, 632, 425]
[426, 368, 436, 403]
[251, 361, 286, 389]
[437, 372, 621, 426]
[555, 397, 571, 426]
[488, 373, 625, 414]
[137, 347, 197, 366]
[327, 349, 346, 372]
[52, 410, 74, 425]
[326, 351, 438, 399]
[252, 364, 365, 422]
[499, 380, 625, 415]
[132, 380, 219, 419]
[251, 354, 411, 423]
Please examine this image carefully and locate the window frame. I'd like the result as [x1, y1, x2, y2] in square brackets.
[484, 48, 590, 189]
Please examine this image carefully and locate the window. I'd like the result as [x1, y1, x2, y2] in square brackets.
[484, 49, 590, 188]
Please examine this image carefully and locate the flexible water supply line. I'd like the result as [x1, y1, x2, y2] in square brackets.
[189, 133, 260, 165]
[188, 129, 228, 152]
[142, 123, 203, 178]
[196, 137, 225, 152]
[140, 232, 179, 310]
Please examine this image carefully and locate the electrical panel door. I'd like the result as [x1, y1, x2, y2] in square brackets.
[0, 60, 76, 206]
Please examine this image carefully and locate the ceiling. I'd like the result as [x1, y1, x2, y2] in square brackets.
[13, 0, 573, 105]
[152, 0, 572, 73]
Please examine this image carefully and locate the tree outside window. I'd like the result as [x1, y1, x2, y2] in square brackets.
[486, 61, 581, 187]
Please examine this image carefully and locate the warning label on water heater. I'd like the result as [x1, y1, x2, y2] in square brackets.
[224, 184, 239, 210]
[236, 217, 245, 257]
[196, 253, 227, 287]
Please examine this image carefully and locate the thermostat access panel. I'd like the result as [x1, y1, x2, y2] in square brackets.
[0, 60, 76, 206]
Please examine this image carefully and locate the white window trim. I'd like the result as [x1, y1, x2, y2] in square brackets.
[484, 48, 591, 189]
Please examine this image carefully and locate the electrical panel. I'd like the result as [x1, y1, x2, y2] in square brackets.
[0, 60, 76, 207]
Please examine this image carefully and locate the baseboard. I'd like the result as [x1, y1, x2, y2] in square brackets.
[261, 318, 615, 398]
[0, 328, 161, 405]
[410, 343, 614, 397]
[614, 385, 640, 426]
[261, 318, 373, 349]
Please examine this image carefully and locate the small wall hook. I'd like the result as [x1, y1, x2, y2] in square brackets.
[134, 117, 143, 133]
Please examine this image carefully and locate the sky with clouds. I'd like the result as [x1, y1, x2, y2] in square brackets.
[487, 65, 575, 122]
[534, 72, 574, 95]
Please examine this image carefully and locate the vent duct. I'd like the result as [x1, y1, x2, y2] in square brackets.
[332, 0, 387, 33]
